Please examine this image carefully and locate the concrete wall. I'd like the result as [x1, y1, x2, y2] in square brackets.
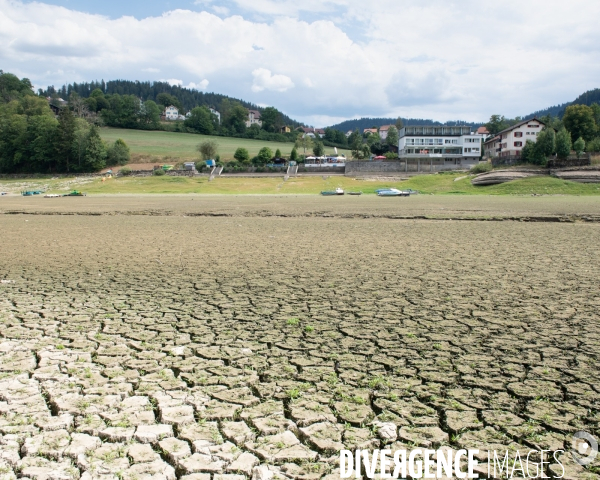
[345, 161, 406, 175]
[345, 160, 477, 176]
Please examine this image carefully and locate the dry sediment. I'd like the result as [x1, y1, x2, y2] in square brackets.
[0, 204, 599, 479]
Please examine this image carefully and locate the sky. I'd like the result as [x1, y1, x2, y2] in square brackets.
[1, 0, 600, 126]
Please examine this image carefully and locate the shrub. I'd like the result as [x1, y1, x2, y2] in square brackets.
[107, 138, 131, 166]
[470, 162, 492, 174]
[197, 141, 218, 161]
[257, 147, 273, 165]
[233, 147, 249, 163]
[587, 138, 600, 152]
[153, 168, 166, 176]
[119, 166, 132, 176]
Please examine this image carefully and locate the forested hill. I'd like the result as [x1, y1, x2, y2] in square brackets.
[524, 88, 600, 119]
[37, 79, 303, 128]
[328, 117, 479, 132]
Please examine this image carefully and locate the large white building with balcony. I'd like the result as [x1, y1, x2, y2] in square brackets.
[398, 126, 484, 167]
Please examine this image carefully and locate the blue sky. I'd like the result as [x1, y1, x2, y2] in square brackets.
[20, 0, 198, 18]
[3, 0, 600, 126]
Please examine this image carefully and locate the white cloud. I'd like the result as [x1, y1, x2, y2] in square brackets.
[251, 68, 294, 92]
[186, 79, 210, 90]
[212, 6, 229, 16]
[1, 0, 600, 125]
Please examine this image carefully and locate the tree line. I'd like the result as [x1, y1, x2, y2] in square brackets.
[0, 71, 130, 174]
[329, 117, 477, 133]
[38, 79, 301, 127]
[39, 79, 304, 138]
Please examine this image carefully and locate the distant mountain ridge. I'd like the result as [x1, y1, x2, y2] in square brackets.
[327, 117, 479, 132]
[329, 87, 600, 133]
[523, 88, 600, 119]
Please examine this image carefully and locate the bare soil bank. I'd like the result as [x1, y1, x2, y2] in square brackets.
[2, 194, 600, 222]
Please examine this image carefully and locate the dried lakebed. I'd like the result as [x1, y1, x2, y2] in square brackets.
[0, 201, 599, 479]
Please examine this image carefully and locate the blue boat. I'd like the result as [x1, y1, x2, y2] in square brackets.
[377, 188, 410, 197]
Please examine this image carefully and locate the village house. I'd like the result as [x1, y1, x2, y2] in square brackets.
[363, 128, 378, 136]
[315, 128, 326, 137]
[378, 125, 394, 140]
[246, 110, 262, 127]
[164, 105, 185, 121]
[484, 118, 545, 158]
[301, 127, 316, 138]
[280, 126, 291, 133]
[476, 126, 490, 139]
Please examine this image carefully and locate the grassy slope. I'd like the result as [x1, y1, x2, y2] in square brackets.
[403, 174, 600, 195]
[3, 172, 600, 195]
[56, 173, 600, 195]
[100, 127, 351, 162]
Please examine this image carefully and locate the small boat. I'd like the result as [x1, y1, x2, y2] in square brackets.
[347, 191, 362, 196]
[63, 190, 87, 197]
[377, 188, 410, 197]
[321, 187, 344, 196]
[44, 194, 61, 198]
[21, 191, 34, 196]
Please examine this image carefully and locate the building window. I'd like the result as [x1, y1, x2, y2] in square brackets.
[514, 142, 523, 147]
[528, 125, 539, 128]
[514, 132, 523, 137]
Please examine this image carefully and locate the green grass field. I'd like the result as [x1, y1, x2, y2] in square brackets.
[3, 172, 599, 196]
[99, 127, 350, 163]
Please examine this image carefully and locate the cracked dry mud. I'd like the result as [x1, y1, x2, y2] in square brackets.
[0, 199, 599, 480]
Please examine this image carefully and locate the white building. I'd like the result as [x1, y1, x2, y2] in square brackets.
[246, 110, 262, 128]
[484, 118, 545, 158]
[209, 107, 221, 123]
[164, 105, 184, 121]
[398, 126, 484, 167]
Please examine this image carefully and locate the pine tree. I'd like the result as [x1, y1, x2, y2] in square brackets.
[555, 128, 572, 159]
[56, 108, 76, 172]
[573, 137, 585, 158]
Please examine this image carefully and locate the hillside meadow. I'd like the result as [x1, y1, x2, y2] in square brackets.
[99, 127, 351, 163]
